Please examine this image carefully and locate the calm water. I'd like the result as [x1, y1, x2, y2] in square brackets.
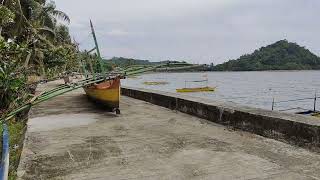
[122, 71, 320, 112]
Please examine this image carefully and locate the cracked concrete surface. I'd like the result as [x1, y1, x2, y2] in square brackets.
[17, 81, 320, 180]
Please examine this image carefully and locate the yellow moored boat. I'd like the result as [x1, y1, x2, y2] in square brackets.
[143, 81, 169, 85]
[176, 86, 216, 93]
[176, 77, 216, 93]
[82, 21, 123, 114]
[83, 77, 121, 114]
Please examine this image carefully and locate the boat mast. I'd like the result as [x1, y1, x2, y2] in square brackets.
[90, 20, 105, 73]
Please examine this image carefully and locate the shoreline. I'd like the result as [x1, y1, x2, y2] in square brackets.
[149, 69, 320, 73]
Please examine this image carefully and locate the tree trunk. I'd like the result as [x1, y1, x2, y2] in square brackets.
[24, 52, 32, 68]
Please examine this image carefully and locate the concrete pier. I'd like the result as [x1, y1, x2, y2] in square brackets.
[18, 81, 320, 179]
[122, 87, 320, 150]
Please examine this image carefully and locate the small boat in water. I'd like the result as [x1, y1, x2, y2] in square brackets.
[176, 77, 216, 93]
[176, 86, 216, 93]
[143, 81, 169, 85]
[83, 76, 121, 114]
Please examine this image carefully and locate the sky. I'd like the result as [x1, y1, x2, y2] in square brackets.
[55, 0, 320, 64]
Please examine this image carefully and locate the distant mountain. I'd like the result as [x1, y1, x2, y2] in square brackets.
[213, 40, 320, 71]
[106, 57, 156, 66]
[105, 57, 188, 67]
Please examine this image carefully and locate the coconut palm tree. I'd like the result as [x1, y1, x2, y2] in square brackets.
[2, 0, 69, 41]
[2, 0, 75, 76]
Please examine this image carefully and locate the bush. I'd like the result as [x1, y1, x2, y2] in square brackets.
[0, 37, 29, 114]
[0, 61, 28, 111]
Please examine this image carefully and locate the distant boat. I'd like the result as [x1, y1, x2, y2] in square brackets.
[176, 86, 216, 93]
[176, 77, 216, 93]
[143, 81, 169, 85]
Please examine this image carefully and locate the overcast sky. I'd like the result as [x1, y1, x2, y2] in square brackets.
[55, 0, 320, 64]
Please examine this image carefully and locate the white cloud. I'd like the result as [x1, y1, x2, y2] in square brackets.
[105, 29, 129, 36]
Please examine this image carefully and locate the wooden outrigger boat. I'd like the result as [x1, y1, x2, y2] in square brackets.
[83, 76, 121, 114]
[176, 78, 216, 93]
[83, 21, 122, 114]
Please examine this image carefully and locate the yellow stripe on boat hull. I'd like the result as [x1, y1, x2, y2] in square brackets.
[83, 78, 120, 108]
[176, 87, 216, 93]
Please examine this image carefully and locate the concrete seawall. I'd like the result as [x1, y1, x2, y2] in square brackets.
[121, 86, 320, 150]
[18, 80, 320, 179]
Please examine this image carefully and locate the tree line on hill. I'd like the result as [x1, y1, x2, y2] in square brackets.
[104, 57, 188, 67]
[211, 40, 320, 71]
[105, 40, 320, 72]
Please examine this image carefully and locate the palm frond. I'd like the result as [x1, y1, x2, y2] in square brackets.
[51, 10, 70, 23]
[37, 26, 56, 38]
[42, 14, 56, 29]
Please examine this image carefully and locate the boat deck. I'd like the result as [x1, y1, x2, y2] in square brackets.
[17, 80, 320, 179]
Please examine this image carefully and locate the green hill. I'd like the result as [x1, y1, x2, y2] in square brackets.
[213, 40, 320, 71]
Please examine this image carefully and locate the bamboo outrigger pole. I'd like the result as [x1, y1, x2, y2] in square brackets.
[90, 20, 105, 73]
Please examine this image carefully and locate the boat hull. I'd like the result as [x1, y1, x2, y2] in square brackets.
[83, 78, 120, 109]
[176, 87, 216, 93]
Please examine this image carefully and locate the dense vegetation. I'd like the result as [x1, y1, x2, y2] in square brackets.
[213, 40, 320, 71]
[107, 57, 188, 67]
[0, 0, 77, 178]
[107, 57, 156, 66]
[1, 0, 78, 112]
